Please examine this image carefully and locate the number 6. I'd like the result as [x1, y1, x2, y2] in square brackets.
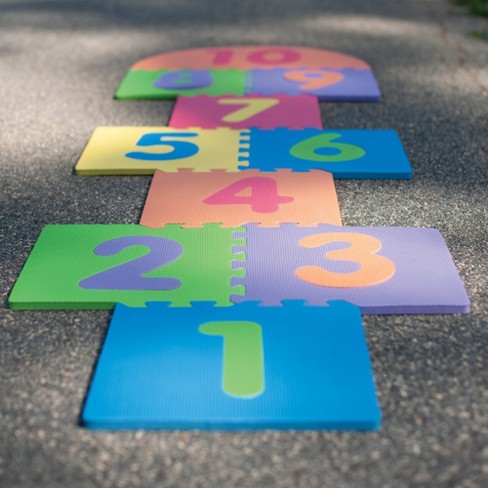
[290, 133, 366, 163]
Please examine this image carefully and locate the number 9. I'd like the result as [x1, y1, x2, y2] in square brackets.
[284, 70, 344, 90]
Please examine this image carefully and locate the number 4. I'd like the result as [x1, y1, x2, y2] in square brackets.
[218, 97, 279, 122]
[202, 176, 293, 213]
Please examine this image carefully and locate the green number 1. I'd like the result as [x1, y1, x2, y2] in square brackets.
[198, 321, 265, 399]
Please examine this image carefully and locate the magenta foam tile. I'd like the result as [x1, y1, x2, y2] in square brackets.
[231, 224, 470, 314]
[168, 94, 322, 129]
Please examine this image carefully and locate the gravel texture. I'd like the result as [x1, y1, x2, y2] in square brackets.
[1, 1, 487, 486]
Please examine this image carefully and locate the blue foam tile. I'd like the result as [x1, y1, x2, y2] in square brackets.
[243, 129, 413, 179]
[82, 301, 381, 430]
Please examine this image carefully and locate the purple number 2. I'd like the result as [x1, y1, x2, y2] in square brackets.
[79, 236, 183, 290]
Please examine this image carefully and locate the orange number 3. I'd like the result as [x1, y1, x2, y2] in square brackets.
[295, 232, 395, 288]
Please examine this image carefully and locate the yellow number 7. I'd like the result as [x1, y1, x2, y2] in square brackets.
[218, 97, 279, 122]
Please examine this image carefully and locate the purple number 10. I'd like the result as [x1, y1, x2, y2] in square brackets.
[79, 236, 183, 290]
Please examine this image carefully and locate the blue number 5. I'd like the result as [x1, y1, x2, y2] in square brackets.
[125, 132, 199, 161]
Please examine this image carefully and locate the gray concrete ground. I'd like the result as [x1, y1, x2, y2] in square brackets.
[1, 1, 487, 486]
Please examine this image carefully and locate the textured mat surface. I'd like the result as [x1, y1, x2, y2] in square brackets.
[1, 1, 487, 487]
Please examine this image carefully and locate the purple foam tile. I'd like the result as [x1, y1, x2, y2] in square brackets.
[247, 68, 381, 101]
[232, 224, 470, 314]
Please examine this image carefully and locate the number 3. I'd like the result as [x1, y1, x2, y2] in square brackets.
[295, 232, 395, 288]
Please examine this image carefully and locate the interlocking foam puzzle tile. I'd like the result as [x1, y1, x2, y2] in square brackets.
[231, 224, 470, 314]
[82, 300, 381, 430]
[115, 69, 246, 100]
[244, 129, 413, 179]
[130, 46, 373, 71]
[115, 46, 380, 101]
[140, 169, 342, 228]
[168, 94, 322, 129]
[8, 224, 245, 310]
[246, 68, 381, 101]
[75, 127, 243, 175]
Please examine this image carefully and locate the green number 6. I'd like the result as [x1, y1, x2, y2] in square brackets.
[289, 132, 366, 163]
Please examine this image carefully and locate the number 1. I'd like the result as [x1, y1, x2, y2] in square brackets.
[199, 321, 265, 398]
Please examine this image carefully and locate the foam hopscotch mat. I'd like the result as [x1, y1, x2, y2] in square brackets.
[75, 126, 412, 179]
[140, 169, 342, 228]
[82, 301, 381, 430]
[168, 94, 323, 129]
[9, 45, 471, 430]
[8, 224, 245, 309]
[115, 46, 381, 101]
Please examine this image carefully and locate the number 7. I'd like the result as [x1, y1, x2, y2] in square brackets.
[218, 98, 279, 123]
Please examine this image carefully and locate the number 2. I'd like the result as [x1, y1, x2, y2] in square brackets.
[199, 321, 265, 398]
[79, 236, 183, 290]
[218, 97, 279, 122]
[125, 132, 199, 161]
[295, 232, 395, 288]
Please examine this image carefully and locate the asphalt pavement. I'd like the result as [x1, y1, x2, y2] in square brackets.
[1, 1, 487, 486]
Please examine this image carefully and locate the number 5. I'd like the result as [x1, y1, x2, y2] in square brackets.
[125, 132, 199, 161]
